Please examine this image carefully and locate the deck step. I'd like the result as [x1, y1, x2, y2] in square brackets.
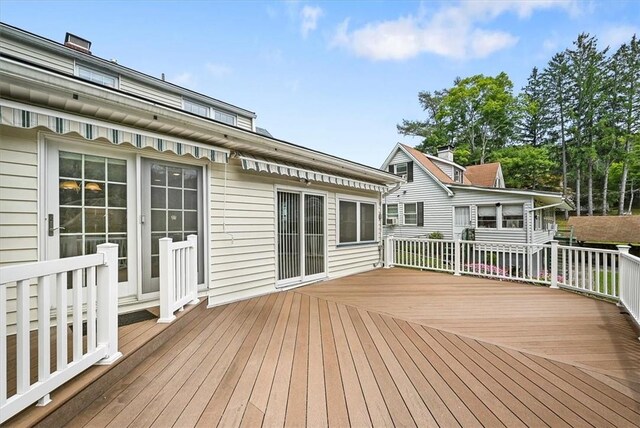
[6, 300, 207, 428]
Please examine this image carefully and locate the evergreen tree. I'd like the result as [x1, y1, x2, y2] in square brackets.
[517, 67, 551, 147]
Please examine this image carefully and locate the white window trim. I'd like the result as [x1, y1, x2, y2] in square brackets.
[403, 202, 418, 226]
[502, 204, 525, 229]
[274, 185, 329, 288]
[74, 63, 119, 89]
[386, 203, 399, 220]
[183, 98, 237, 126]
[476, 204, 499, 229]
[336, 194, 378, 246]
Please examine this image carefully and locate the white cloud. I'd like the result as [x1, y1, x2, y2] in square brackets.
[205, 62, 232, 78]
[301, 5, 323, 38]
[331, 1, 579, 61]
[172, 72, 195, 88]
[600, 24, 639, 49]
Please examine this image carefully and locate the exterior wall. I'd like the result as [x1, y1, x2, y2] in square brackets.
[383, 148, 550, 245]
[0, 35, 74, 74]
[119, 78, 183, 108]
[207, 161, 382, 306]
[0, 126, 40, 327]
[236, 116, 253, 132]
[431, 158, 454, 179]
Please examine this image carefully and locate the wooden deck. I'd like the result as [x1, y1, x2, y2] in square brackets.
[9, 268, 640, 427]
[42, 269, 640, 427]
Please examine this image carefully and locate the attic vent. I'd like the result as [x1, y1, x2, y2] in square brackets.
[64, 32, 92, 54]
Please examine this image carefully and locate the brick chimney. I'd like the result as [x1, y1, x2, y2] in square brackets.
[64, 32, 91, 55]
[437, 145, 454, 162]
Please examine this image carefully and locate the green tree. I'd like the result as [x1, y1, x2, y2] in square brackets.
[517, 67, 551, 147]
[397, 89, 452, 154]
[614, 35, 640, 215]
[566, 33, 609, 215]
[542, 52, 572, 217]
[490, 145, 559, 190]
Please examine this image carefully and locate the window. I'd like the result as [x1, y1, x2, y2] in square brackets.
[214, 110, 236, 125]
[404, 203, 417, 225]
[502, 204, 524, 228]
[59, 151, 128, 281]
[477, 205, 497, 228]
[454, 169, 463, 183]
[184, 99, 210, 117]
[385, 204, 398, 224]
[454, 206, 470, 227]
[76, 65, 118, 88]
[338, 200, 376, 244]
[389, 161, 413, 182]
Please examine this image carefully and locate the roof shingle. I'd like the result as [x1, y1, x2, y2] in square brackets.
[567, 216, 640, 245]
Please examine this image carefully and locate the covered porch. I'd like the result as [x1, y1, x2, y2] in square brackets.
[7, 268, 639, 426]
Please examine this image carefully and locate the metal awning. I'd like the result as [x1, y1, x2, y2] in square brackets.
[238, 153, 387, 192]
[0, 101, 229, 163]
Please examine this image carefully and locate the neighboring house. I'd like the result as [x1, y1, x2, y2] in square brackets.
[381, 144, 572, 244]
[568, 216, 640, 255]
[0, 23, 401, 328]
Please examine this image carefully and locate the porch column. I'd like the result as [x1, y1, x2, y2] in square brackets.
[550, 240, 559, 289]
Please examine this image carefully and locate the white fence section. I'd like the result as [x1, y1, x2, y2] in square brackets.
[158, 235, 199, 323]
[385, 236, 640, 329]
[0, 244, 121, 424]
[619, 248, 640, 327]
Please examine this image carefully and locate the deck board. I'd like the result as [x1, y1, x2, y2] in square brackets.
[12, 268, 639, 427]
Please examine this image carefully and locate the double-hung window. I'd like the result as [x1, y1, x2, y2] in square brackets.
[183, 99, 237, 126]
[338, 200, 376, 244]
[477, 205, 497, 228]
[404, 203, 417, 225]
[385, 204, 398, 225]
[502, 204, 524, 228]
[184, 99, 210, 117]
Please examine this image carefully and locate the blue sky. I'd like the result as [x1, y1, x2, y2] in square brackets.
[2, 1, 639, 168]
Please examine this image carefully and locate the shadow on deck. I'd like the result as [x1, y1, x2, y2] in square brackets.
[7, 268, 640, 427]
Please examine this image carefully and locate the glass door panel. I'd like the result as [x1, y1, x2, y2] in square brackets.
[142, 160, 203, 295]
[304, 195, 324, 277]
[277, 192, 301, 281]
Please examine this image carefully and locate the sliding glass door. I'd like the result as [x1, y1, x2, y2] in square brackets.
[277, 191, 326, 286]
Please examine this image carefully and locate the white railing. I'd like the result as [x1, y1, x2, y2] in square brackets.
[619, 249, 640, 327]
[158, 235, 199, 323]
[0, 244, 121, 424]
[385, 236, 640, 327]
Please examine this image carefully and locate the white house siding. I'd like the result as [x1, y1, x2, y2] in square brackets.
[431, 158, 454, 179]
[384, 149, 452, 238]
[119, 78, 183, 108]
[208, 161, 382, 306]
[236, 116, 253, 132]
[0, 36, 74, 74]
[0, 126, 40, 328]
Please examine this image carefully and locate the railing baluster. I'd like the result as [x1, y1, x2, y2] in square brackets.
[36, 275, 51, 406]
[16, 279, 30, 394]
[72, 269, 82, 362]
[56, 272, 68, 371]
[86, 266, 96, 353]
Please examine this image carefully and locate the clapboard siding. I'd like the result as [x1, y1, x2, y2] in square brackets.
[236, 115, 253, 131]
[0, 127, 39, 265]
[383, 147, 550, 245]
[119, 78, 183, 108]
[0, 36, 74, 73]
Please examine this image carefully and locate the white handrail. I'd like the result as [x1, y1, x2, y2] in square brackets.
[0, 243, 121, 423]
[384, 236, 637, 306]
[158, 235, 200, 323]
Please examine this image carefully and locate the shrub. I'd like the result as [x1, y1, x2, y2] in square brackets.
[428, 231, 444, 239]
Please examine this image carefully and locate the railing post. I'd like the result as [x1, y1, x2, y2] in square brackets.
[617, 245, 630, 304]
[454, 239, 461, 276]
[550, 240, 559, 289]
[96, 243, 122, 365]
[384, 235, 394, 268]
[158, 237, 176, 323]
[187, 234, 200, 305]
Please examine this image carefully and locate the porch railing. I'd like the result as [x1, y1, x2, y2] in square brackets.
[385, 236, 640, 328]
[158, 235, 199, 323]
[0, 243, 121, 424]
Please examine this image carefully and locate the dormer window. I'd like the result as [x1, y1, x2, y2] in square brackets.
[183, 99, 237, 125]
[76, 65, 118, 88]
[454, 169, 462, 183]
[183, 99, 210, 117]
[389, 161, 413, 182]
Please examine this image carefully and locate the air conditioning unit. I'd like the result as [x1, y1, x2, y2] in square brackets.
[386, 218, 398, 226]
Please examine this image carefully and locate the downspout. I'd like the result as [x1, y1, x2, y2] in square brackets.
[377, 182, 403, 267]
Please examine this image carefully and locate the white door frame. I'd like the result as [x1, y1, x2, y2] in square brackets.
[274, 185, 328, 288]
[452, 205, 471, 240]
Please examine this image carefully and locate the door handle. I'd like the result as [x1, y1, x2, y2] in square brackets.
[48, 214, 65, 236]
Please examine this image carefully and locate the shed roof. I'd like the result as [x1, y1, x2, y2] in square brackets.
[567, 215, 640, 245]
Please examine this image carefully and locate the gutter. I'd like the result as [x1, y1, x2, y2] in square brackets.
[526, 201, 566, 212]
